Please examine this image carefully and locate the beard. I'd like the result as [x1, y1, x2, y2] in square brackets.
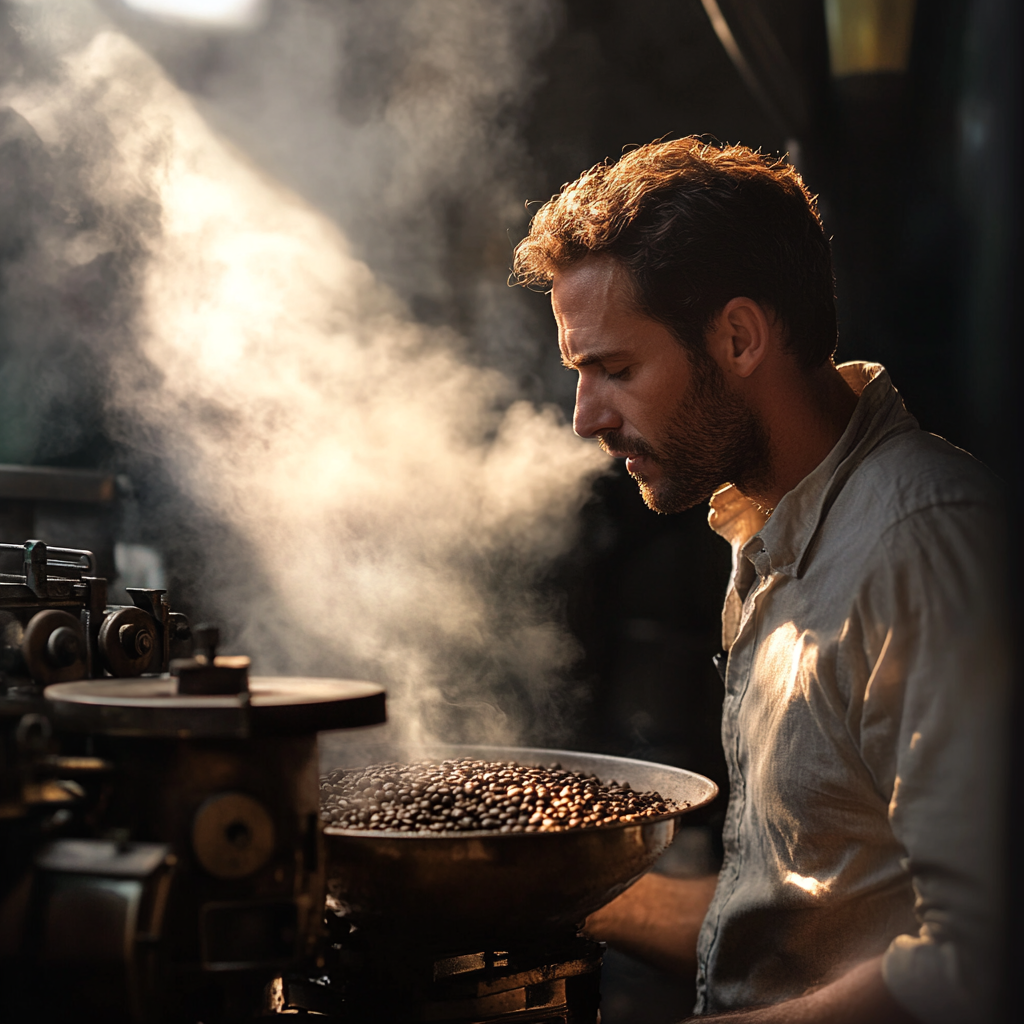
[599, 354, 771, 514]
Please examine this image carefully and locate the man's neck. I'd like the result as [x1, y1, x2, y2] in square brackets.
[738, 362, 860, 512]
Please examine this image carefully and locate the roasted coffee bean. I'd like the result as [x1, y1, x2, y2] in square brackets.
[319, 758, 685, 834]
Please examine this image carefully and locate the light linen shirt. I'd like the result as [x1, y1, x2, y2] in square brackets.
[693, 362, 1007, 1022]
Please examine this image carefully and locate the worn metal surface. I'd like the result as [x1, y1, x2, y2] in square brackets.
[21, 608, 87, 685]
[44, 676, 386, 737]
[323, 744, 718, 945]
[1, 539, 191, 686]
[97, 605, 157, 677]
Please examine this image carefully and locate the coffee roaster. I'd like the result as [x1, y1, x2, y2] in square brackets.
[1, 535, 718, 1023]
[302, 742, 717, 1023]
[0, 538, 386, 1022]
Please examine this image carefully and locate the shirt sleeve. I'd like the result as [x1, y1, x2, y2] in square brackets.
[854, 501, 1009, 1024]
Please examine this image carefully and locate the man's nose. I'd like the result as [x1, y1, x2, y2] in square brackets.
[573, 377, 621, 439]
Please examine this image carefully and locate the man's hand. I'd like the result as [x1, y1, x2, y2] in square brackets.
[582, 872, 718, 976]
[683, 956, 921, 1023]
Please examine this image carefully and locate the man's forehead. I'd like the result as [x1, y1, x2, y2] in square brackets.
[552, 257, 637, 355]
[552, 256, 629, 319]
[553, 256, 687, 369]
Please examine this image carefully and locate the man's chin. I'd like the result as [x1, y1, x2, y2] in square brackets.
[637, 476, 714, 515]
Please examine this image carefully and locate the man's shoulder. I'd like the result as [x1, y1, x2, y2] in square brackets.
[843, 424, 1002, 531]
[805, 424, 1005, 628]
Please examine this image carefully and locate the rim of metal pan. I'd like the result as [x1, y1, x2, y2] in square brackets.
[321, 743, 719, 840]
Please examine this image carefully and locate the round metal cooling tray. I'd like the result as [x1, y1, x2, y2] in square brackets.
[322, 743, 718, 945]
[43, 677, 386, 737]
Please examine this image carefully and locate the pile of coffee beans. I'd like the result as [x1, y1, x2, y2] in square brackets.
[319, 757, 683, 833]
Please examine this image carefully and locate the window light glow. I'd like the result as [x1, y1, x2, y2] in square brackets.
[824, 0, 916, 77]
[121, 0, 268, 30]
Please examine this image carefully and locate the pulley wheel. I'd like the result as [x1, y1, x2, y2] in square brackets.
[22, 610, 87, 685]
[98, 606, 158, 677]
[192, 792, 276, 879]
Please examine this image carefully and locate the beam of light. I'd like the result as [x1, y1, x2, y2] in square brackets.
[758, 622, 820, 709]
[888, 775, 901, 820]
[699, 0, 778, 125]
[4, 5, 604, 748]
[121, 0, 269, 31]
[784, 872, 831, 898]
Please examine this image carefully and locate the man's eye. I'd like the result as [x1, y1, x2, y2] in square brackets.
[608, 366, 632, 381]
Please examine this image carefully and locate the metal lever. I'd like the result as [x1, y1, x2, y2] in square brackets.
[2, 541, 98, 598]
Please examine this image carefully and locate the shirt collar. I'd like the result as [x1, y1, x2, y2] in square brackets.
[708, 362, 916, 578]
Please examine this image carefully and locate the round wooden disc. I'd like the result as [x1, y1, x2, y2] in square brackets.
[43, 676, 386, 737]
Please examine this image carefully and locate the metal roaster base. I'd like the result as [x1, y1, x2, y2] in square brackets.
[13, 675, 386, 1024]
[275, 932, 604, 1023]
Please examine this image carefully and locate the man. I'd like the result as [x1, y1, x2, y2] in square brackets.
[513, 139, 1006, 1023]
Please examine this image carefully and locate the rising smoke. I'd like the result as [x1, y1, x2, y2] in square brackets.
[0, 0, 607, 746]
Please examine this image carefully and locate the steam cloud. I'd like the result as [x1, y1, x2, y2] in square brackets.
[0, 1, 606, 746]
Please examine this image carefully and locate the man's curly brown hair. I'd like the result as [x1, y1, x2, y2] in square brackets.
[513, 137, 837, 369]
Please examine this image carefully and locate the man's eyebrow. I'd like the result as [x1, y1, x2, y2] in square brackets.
[560, 348, 629, 369]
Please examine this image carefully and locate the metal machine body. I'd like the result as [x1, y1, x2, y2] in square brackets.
[1, 539, 190, 690]
[275, 931, 605, 1022]
[0, 537, 388, 1023]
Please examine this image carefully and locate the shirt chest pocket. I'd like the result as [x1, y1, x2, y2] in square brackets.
[737, 624, 863, 821]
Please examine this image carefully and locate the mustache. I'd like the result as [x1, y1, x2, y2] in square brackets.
[596, 430, 659, 461]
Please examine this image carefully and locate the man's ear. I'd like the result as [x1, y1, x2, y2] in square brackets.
[705, 297, 772, 379]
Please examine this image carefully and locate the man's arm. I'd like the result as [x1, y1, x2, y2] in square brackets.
[586, 882, 921, 1023]
[581, 872, 718, 976]
[682, 956, 920, 1023]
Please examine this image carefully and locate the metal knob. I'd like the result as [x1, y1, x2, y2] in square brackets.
[46, 626, 83, 668]
[119, 622, 154, 659]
